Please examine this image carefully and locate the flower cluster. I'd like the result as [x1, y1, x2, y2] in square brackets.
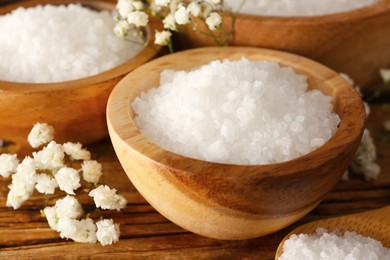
[114, 0, 227, 51]
[340, 74, 381, 181]
[0, 123, 125, 246]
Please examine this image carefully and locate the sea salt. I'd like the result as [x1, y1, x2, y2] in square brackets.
[279, 228, 390, 260]
[0, 4, 143, 83]
[225, 0, 378, 17]
[132, 58, 340, 165]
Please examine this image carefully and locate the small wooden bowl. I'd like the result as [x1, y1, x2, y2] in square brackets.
[0, 0, 161, 153]
[175, 0, 390, 88]
[107, 47, 366, 240]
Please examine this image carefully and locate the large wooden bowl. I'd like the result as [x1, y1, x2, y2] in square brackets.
[175, 0, 390, 89]
[107, 47, 366, 240]
[0, 0, 161, 153]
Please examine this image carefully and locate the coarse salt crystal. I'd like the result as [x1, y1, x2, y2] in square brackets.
[0, 4, 143, 83]
[279, 228, 390, 260]
[132, 58, 340, 165]
[225, 0, 378, 17]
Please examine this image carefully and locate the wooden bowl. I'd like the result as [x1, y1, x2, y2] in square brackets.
[107, 47, 366, 240]
[175, 0, 390, 89]
[0, 0, 161, 153]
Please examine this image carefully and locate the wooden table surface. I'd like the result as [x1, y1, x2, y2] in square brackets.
[0, 104, 389, 259]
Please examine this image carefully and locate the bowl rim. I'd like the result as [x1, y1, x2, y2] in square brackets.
[107, 46, 366, 177]
[0, 0, 162, 92]
[231, 0, 389, 22]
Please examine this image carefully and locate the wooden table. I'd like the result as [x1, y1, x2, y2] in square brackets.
[0, 104, 389, 259]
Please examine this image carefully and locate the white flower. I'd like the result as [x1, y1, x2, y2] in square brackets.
[0, 153, 18, 178]
[43, 206, 59, 231]
[114, 20, 131, 38]
[206, 12, 222, 30]
[55, 167, 81, 195]
[187, 2, 201, 17]
[57, 217, 79, 240]
[27, 123, 54, 148]
[55, 195, 84, 219]
[81, 160, 103, 185]
[117, 0, 135, 18]
[33, 141, 65, 171]
[174, 5, 190, 25]
[154, 30, 172, 46]
[73, 218, 97, 243]
[35, 174, 58, 194]
[63, 142, 91, 161]
[385, 120, 390, 132]
[127, 11, 149, 27]
[57, 217, 97, 243]
[132, 1, 144, 11]
[89, 185, 127, 211]
[163, 14, 177, 31]
[350, 129, 381, 181]
[169, 0, 180, 12]
[208, 0, 221, 4]
[6, 157, 37, 209]
[380, 68, 390, 83]
[155, 0, 170, 7]
[96, 219, 120, 246]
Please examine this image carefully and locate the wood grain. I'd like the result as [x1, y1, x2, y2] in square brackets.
[175, 0, 390, 89]
[0, 0, 162, 154]
[107, 47, 365, 240]
[0, 104, 389, 259]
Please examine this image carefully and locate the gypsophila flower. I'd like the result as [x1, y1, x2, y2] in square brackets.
[70, 218, 97, 243]
[63, 142, 91, 161]
[35, 174, 58, 194]
[0, 153, 18, 178]
[206, 12, 222, 30]
[127, 11, 149, 27]
[27, 123, 55, 148]
[114, 20, 131, 38]
[154, 30, 172, 45]
[155, 0, 171, 7]
[117, 0, 135, 18]
[174, 4, 190, 25]
[133, 1, 144, 11]
[55, 167, 81, 195]
[43, 206, 59, 230]
[206, 0, 221, 5]
[33, 141, 65, 171]
[57, 217, 79, 240]
[384, 120, 390, 131]
[380, 68, 390, 83]
[187, 1, 201, 17]
[163, 13, 177, 30]
[350, 128, 381, 181]
[96, 219, 120, 246]
[81, 160, 103, 185]
[89, 185, 127, 211]
[6, 122, 126, 246]
[57, 217, 97, 243]
[55, 195, 84, 219]
[6, 157, 37, 209]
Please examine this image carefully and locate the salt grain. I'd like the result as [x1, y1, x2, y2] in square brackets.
[0, 4, 143, 83]
[132, 58, 340, 165]
[279, 228, 390, 260]
[225, 0, 378, 17]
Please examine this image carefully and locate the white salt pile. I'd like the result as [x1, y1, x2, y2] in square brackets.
[279, 228, 390, 260]
[132, 58, 340, 165]
[225, 0, 378, 17]
[0, 4, 143, 83]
